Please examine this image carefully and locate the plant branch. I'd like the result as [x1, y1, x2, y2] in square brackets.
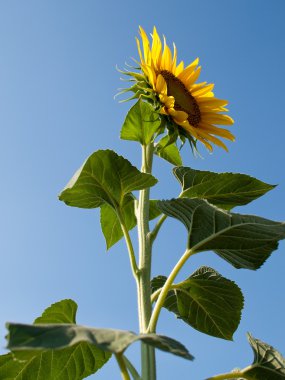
[118, 210, 140, 280]
[123, 355, 142, 380]
[151, 284, 188, 304]
[149, 214, 167, 244]
[147, 248, 194, 333]
[205, 370, 247, 380]
[116, 353, 131, 380]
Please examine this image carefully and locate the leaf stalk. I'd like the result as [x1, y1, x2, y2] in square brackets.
[147, 248, 194, 333]
[116, 353, 131, 380]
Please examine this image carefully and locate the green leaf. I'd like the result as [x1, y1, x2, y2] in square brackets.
[242, 334, 285, 380]
[174, 167, 275, 210]
[59, 150, 157, 209]
[34, 299, 77, 324]
[0, 300, 111, 380]
[157, 198, 285, 269]
[155, 136, 182, 166]
[120, 99, 161, 144]
[100, 196, 136, 250]
[152, 267, 244, 340]
[151, 276, 179, 314]
[6, 324, 194, 362]
[100, 198, 161, 249]
[0, 343, 110, 380]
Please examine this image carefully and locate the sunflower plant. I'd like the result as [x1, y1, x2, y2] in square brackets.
[1, 27, 285, 380]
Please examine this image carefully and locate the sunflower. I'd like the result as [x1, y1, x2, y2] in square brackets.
[125, 26, 235, 152]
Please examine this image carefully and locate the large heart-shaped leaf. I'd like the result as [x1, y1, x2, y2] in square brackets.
[0, 300, 111, 380]
[120, 99, 161, 144]
[242, 334, 285, 379]
[151, 266, 243, 340]
[59, 150, 157, 209]
[6, 324, 194, 362]
[101, 199, 161, 249]
[157, 198, 285, 269]
[174, 167, 275, 210]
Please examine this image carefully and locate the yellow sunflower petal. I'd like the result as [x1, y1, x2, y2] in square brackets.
[197, 130, 229, 151]
[177, 58, 199, 82]
[169, 109, 189, 122]
[160, 107, 168, 115]
[184, 66, 201, 88]
[142, 64, 157, 87]
[191, 83, 215, 96]
[164, 96, 175, 108]
[156, 74, 167, 95]
[172, 43, 177, 72]
[161, 36, 172, 71]
[136, 37, 144, 64]
[199, 122, 235, 141]
[202, 113, 234, 125]
[176, 120, 199, 139]
[151, 26, 162, 69]
[199, 138, 213, 152]
[175, 61, 184, 76]
[139, 26, 151, 65]
[198, 98, 228, 107]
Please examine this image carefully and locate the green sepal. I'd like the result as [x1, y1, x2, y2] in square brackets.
[157, 198, 285, 269]
[59, 149, 157, 210]
[120, 99, 161, 144]
[151, 266, 244, 340]
[6, 324, 194, 362]
[0, 300, 111, 380]
[174, 167, 275, 210]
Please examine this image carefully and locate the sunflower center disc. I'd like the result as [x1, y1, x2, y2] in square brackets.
[160, 70, 201, 126]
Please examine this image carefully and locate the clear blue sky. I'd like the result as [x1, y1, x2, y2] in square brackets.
[0, 1, 284, 379]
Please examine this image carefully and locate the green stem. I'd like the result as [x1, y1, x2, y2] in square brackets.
[149, 214, 167, 244]
[206, 371, 247, 380]
[147, 248, 194, 333]
[151, 284, 184, 304]
[118, 211, 140, 280]
[116, 354, 131, 380]
[123, 355, 142, 380]
[137, 143, 156, 380]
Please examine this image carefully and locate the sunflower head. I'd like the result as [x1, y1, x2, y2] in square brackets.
[121, 26, 235, 152]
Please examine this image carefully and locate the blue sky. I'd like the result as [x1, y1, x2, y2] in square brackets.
[0, 1, 284, 379]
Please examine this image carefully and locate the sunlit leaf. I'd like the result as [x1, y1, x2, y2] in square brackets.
[174, 167, 275, 210]
[59, 149, 157, 209]
[121, 99, 161, 144]
[242, 334, 285, 379]
[152, 267, 244, 340]
[0, 300, 111, 380]
[6, 324, 194, 362]
[157, 198, 285, 269]
[34, 299, 77, 324]
[155, 136, 182, 166]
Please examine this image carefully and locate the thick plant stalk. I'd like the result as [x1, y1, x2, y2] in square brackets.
[137, 143, 156, 380]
